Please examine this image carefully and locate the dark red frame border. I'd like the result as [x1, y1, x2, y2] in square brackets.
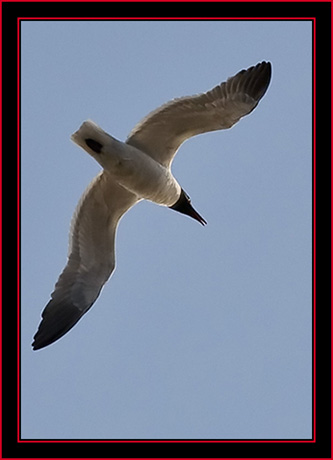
[2, 1, 330, 459]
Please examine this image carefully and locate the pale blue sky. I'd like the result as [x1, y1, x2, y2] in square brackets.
[21, 20, 312, 439]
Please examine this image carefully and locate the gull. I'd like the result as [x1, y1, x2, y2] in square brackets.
[32, 61, 272, 350]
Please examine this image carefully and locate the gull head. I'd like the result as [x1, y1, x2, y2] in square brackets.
[169, 189, 207, 226]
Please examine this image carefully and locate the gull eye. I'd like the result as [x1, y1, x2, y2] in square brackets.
[85, 138, 103, 154]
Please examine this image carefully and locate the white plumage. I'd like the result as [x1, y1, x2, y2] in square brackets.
[32, 61, 271, 350]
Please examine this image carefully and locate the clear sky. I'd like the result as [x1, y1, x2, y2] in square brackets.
[21, 20, 312, 439]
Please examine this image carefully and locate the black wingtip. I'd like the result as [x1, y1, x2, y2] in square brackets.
[32, 300, 86, 350]
[249, 61, 272, 102]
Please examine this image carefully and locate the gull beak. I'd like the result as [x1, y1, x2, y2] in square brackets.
[169, 189, 207, 226]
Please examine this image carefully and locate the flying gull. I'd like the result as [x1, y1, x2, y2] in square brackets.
[32, 61, 272, 350]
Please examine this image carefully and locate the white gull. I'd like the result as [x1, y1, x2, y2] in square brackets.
[32, 61, 272, 350]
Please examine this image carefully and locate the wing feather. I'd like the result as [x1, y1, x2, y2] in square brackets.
[126, 61, 271, 167]
[32, 171, 138, 350]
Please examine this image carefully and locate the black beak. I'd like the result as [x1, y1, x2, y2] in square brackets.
[169, 189, 207, 226]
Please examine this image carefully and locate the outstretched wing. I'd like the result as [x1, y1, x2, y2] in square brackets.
[126, 61, 271, 167]
[32, 171, 138, 350]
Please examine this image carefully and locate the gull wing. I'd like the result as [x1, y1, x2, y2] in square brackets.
[126, 61, 271, 167]
[32, 171, 138, 350]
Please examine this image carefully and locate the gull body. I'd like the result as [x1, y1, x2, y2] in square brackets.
[73, 121, 182, 207]
[32, 61, 272, 350]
